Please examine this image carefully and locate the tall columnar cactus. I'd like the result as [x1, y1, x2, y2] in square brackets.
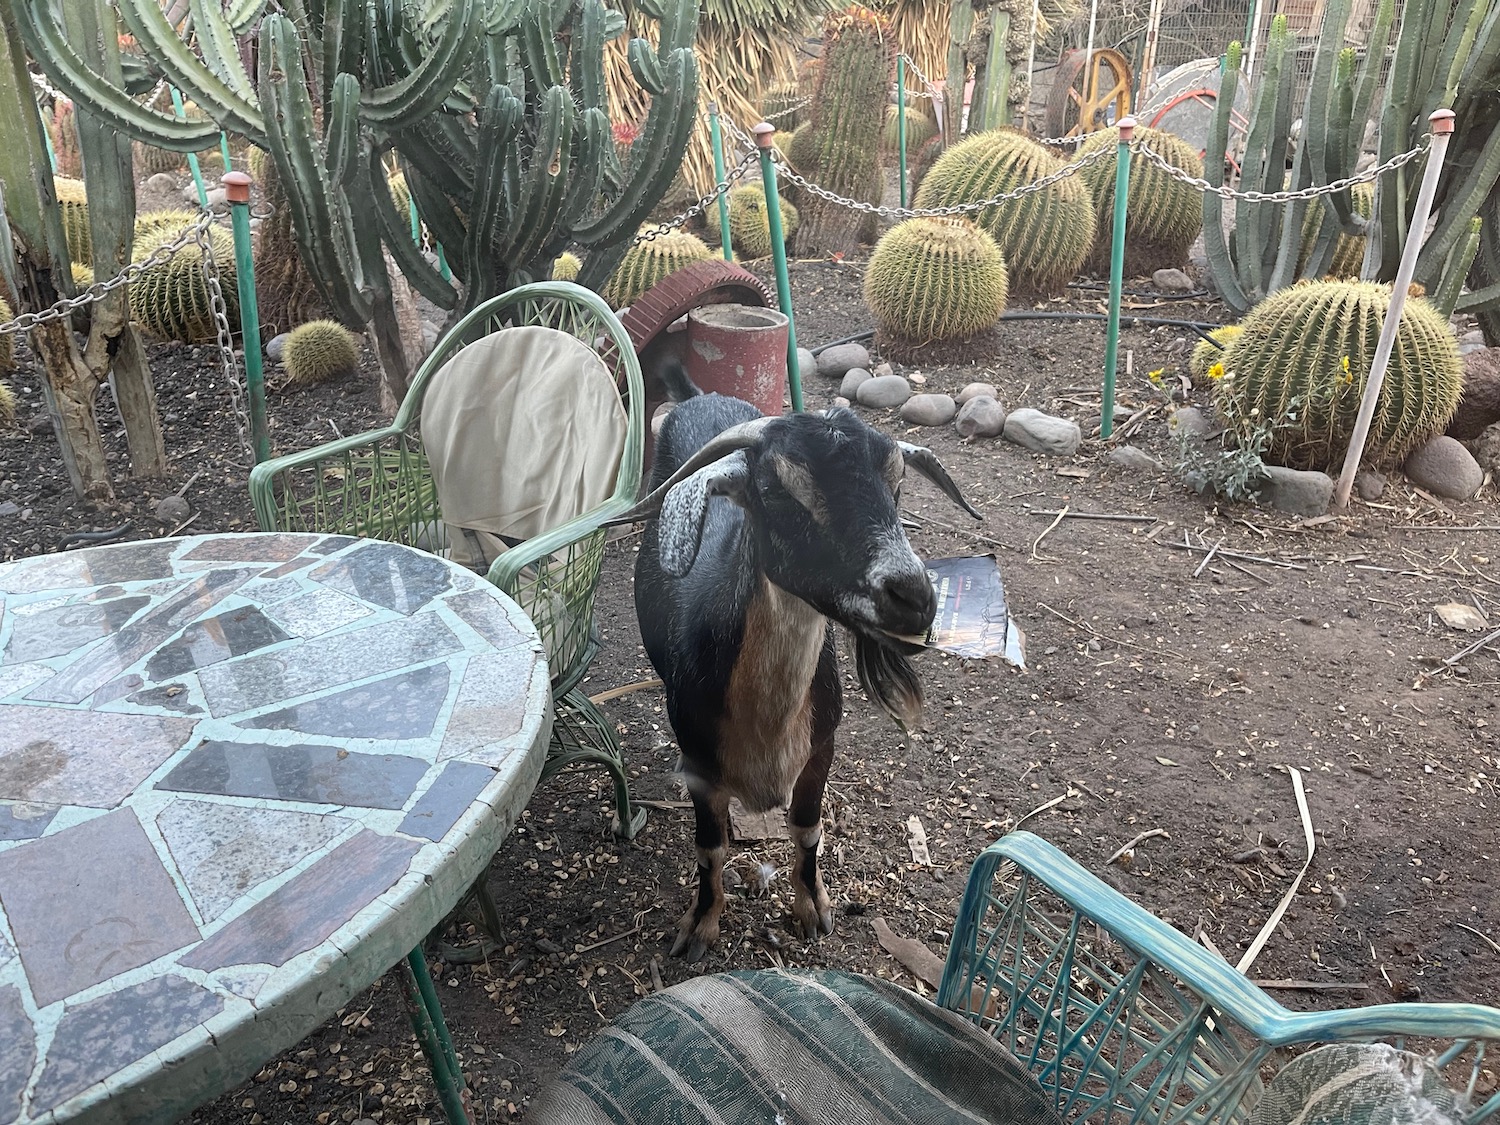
[602, 229, 712, 309]
[864, 217, 1008, 344]
[791, 8, 893, 257]
[1213, 280, 1461, 471]
[703, 184, 799, 260]
[914, 129, 1096, 295]
[1080, 125, 1203, 276]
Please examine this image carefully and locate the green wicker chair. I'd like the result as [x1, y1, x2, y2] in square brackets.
[528, 831, 1500, 1125]
[248, 282, 648, 840]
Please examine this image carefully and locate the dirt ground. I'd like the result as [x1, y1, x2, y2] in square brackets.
[3, 246, 1499, 1125]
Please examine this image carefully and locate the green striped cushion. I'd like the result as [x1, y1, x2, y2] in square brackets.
[527, 969, 1066, 1125]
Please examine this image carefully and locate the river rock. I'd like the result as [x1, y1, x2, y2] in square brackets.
[1448, 347, 1500, 441]
[1002, 408, 1081, 456]
[900, 393, 957, 426]
[1170, 405, 1213, 440]
[796, 347, 817, 381]
[816, 342, 871, 379]
[856, 374, 912, 408]
[1354, 468, 1386, 501]
[839, 368, 872, 398]
[153, 495, 191, 523]
[1107, 445, 1162, 473]
[1257, 466, 1333, 516]
[265, 332, 290, 363]
[957, 382, 998, 405]
[954, 396, 1005, 438]
[1405, 435, 1483, 499]
[1152, 267, 1195, 293]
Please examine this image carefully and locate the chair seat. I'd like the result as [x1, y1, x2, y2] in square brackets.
[526, 969, 1067, 1125]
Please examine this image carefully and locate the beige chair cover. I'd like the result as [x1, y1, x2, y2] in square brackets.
[421, 325, 627, 570]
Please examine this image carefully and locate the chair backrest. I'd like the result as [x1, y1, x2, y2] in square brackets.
[939, 832, 1500, 1125]
[420, 325, 628, 569]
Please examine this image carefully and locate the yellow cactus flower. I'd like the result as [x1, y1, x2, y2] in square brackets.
[1207, 361, 1225, 381]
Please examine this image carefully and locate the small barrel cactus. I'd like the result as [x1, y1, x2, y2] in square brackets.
[864, 217, 1008, 344]
[53, 177, 90, 265]
[908, 133, 945, 198]
[1297, 182, 1374, 280]
[70, 263, 94, 289]
[703, 185, 800, 259]
[0, 380, 14, 424]
[602, 229, 713, 309]
[1213, 280, 1462, 470]
[883, 103, 938, 155]
[283, 319, 361, 386]
[128, 213, 239, 342]
[1188, 324, 1243, 380]
[134, 142, 184, 176]
[551, 252, 583, 281]
[915, 129, 1097, 295]
[1080, 125, 1203, 276]
[0, 296, 13, 374]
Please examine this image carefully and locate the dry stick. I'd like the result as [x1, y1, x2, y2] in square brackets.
[1106, 828, 1169, 865]
[1236, 767, 1314, 976]
[1394, 524, 1500, 532]
[167, 512, 201, 537]
[1037, 601, 1188, 660]
[1450, 922, 1500, 955]
[1157, 539, 1307, 571]
[587, 678, 663, 705]
[914, 513, 1017, 553]
[1223, 557, 1272, 585]
[1253, 979, 1370, 992]
[575, 925, 642, 955]
[174, 469, 204, 498]
[1031, 510, 1159, 523]
[1193, 538, 1226, 579]
[1031, 506, 1069, 561]
[1439, 626, 1500, 669]
[1014, 789, 1073, 829]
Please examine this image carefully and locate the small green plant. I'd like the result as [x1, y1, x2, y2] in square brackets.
[1167, 397, 1302, 503]
[283, 320, 361, 386]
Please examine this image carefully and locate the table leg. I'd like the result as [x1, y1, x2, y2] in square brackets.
[401, 947, 470, 1125]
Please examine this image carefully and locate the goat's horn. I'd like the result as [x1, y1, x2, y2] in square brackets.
[899, 442, 982, 520]
[605, 416, 777, 525]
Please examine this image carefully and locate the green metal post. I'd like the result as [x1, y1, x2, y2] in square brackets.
[41, 112, 56, 172]
[218, 132, 232, 172]
[897, 56, 909, 209]
[169, 86, 209, 208]
[753, 122, 802, 413]
[708, 103, 734, 261]
[222, 173, 271, 463]
[401, 949, 471, 1125]
[408, 196, 422, 244]
[1101, 117, 1135, 441]
[437, 243, 451, 282]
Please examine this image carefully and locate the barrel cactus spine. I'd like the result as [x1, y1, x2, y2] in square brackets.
[283, 319, 362, 386]
[0, 296, 13, 375]
[864, 217, 1008, 345]
[915, 129, 1096, 295]
[1213, 280, 1461, 470]
[1079, 124, 1203, 276]
[602, 229, 713, 309]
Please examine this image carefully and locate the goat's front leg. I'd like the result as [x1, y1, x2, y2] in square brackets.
[673, 786, 731, 962]
[787, 730, 835, 940]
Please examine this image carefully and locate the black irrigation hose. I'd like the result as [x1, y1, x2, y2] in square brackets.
[809, 311, 1228, 355]
[1066, 280, 1214, 300]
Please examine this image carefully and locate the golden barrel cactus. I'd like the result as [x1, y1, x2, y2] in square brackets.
[864, 217, 1008, 344]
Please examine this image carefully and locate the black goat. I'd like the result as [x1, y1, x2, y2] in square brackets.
[611, 369, 978, 960]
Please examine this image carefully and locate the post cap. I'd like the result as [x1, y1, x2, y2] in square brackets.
[1116, 116, 1137, 142]
[1429, 108, 1456, 134]
[752, 122, 776, 148]
[221, 171, 252, 203]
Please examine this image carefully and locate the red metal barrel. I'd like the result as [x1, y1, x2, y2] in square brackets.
[685, 303, 790, 418]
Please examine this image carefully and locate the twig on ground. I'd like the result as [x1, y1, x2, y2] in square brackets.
[1030, 506, 1068, 561]
[168, 512, 201, 537]
[1394, 524, 1500, 532]
[1106, 828, 1169, 865]
[912, 513, 1017, 553]
[1253, 979, 1370, 992]
[1030, 510, 1159, 523]
[1450, 922, 1500, 954]
[174, 469, 204, 498]
[1193, 538, 1225, 578]
[1037, 601, 1187, 660]
[588, 678, 663, 704]
[1223, 558, 1272, 584]
[575, 925, 641, 955]
[1014, 789, 1075, 829]
[1158, 539, 1307, 570]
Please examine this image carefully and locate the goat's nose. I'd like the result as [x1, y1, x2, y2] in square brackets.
[875, 571, 936, 628]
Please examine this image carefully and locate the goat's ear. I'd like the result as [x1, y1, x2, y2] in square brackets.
[898, 443, 982, 520]
[657, 453, 750, 577]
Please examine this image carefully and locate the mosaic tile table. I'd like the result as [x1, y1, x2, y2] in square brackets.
[0, 533, 552, 1125]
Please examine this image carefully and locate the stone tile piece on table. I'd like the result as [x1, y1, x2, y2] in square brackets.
[262, 587, 373, 639]
[0, 985, 34, 1125]
[445, 589, 532, 651]
[0, 663, 50, 702]
[146, 606, 291, 680]
[238, 664, 450, 741]
[257, 557, 317, 581]
[126, 683, 204, 715]
[158, 740, 429, 809]
[3, 595, 149, 664]
[180, 829, 419, 972]
[240, 576, 303, 605]
[0, 555, 91, 595]
[27, 568, 257, 705]
[215, 970, 268, 1000]
[88, 674, 145, 708]
[309, 535, 359, 555]
[310, 541, 453, 616]
[0, 929, 12, 969]
[197, 614, 461, 717]
[398, 760, 497, 841]
[0, 808, 200, 1007]
[438, 650, 542, 767]
[156, 800, 350, 923]
[0, 802, 58, 842]
[183, 534, 310, 562]
[68, 541, 180, 586]
[28, 974, 224, 1115]
[0, 705, 195, 808]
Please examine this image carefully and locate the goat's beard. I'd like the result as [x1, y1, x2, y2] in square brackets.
[854, 633, 925, 726]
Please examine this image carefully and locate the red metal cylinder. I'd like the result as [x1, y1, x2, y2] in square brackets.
[685, 303, 789, 417]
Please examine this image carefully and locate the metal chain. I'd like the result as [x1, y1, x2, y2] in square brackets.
[194, 210, 252, 458]
[764, 96, 812, 124]
[0, 210, 216, 336]
[897, 54, 943, 100]
[1038, 134, 1089, 147]
[632, 149, 760, 243]
[774, 142, 1114, 219]
[1133, 136, 1430, 203]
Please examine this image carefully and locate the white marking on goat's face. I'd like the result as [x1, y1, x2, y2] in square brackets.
[838, 526, 929, 633]
[772, 455, 829, 525]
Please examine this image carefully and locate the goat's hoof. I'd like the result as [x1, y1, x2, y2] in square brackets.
[671, 908, 721, 963]
[792, 900, 835, 941]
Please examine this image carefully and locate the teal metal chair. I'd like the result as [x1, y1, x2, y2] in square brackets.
[248, 282, 647, 840]
[529, 832, 1500, 1125]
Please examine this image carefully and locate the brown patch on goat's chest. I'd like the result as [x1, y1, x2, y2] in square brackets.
[716, 579, 825, 813]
